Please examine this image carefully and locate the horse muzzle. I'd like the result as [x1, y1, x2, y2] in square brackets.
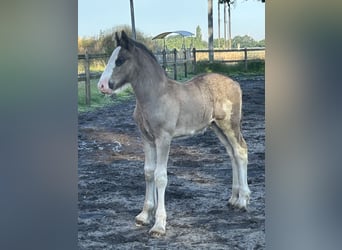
[98, 78, 113, 95]
[108, 79, 114, 90]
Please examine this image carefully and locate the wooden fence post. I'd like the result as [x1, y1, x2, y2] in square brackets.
[244, 47, 248, 71]
[162, 49, 167, 70]
[183, 49, 187, 78]
[84, 49, 91, 106]
[173, 49, 177, 80]
[192, 48, 197, 73]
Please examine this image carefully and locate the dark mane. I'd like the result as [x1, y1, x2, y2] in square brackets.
[131, 39, 158, 63]
[129, 38, 166, 76]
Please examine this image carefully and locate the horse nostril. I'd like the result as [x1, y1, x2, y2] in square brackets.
[100, 84, 104, 89]
[108, 80, 114, 90]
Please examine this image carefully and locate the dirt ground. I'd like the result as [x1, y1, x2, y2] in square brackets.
[78, 76, 265, 249]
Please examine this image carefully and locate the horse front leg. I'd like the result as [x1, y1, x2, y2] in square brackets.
[149, 136, 171, 237]
[135, 140, 157, 226]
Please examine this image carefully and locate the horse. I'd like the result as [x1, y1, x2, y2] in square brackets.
[97, 30, 250, 237]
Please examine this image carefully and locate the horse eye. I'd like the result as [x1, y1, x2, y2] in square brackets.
[115, 57, 125, 67]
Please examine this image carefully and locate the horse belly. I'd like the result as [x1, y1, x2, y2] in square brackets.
[173, 112, 212, 138]
[173, 126, 208, 139]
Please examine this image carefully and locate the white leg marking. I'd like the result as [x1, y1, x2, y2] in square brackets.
[234, 147, 251, 209]
[149, 137, 170, 237]
[210, 124, 243, 207]
[136, 141, 156, 226]
[228, 158, 240, 206]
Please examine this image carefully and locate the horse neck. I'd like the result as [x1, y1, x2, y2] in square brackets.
[130, 51, 168, 105]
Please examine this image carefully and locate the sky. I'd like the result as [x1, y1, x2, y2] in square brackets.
[78, 0, 265, 41]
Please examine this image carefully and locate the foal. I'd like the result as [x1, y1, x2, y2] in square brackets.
[98, 31, 250, 237]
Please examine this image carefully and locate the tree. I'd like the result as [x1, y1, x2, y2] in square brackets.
[256, 39, 265, 47]
[231, 35, 258, 48]
[196, 25, 202, 42]
[78, 36, 98, 53]
[100, 25, 153, 54]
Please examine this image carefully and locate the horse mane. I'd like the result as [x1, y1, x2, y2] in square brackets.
[131, 39, 158, 63]
[130, 38, 167, 77]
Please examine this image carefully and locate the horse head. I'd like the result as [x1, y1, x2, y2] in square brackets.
[97, 30, 136, 95]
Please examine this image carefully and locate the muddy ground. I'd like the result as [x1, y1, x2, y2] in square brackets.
[78, 76, 265, 249]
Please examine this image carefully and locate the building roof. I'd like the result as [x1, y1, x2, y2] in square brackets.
[152, 30, 194, 40]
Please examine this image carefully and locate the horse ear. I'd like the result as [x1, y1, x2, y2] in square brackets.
[120, 30, 134, 51]
[115, 32, 120, 46]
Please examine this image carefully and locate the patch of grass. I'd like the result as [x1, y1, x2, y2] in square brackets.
[195, 60, 265, 76]
[78, 79, 134, 112]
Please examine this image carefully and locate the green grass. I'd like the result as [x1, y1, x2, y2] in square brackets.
[195, 60, 265, 76]
[78, 79, 133, 112]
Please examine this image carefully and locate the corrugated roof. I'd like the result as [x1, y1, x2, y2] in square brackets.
[152, 30, 194, 40]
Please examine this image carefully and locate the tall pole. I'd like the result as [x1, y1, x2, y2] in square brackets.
[228, 1, 232, 49]
[130, 0, 136, 40]
[218, 0, 221, 49]
[208, 0, 214, 62]
[224, 1, 227, 49]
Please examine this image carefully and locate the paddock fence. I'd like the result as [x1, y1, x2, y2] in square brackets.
[78, 47, 265, 105]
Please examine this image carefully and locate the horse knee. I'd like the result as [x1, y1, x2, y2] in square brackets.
[144, 166, 155, 182]
[154, 171, 167, 187]
[234, 146, 248, 164]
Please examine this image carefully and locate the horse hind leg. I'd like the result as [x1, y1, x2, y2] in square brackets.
[212, 120, 250, 210]
[211, 123, 239, 205]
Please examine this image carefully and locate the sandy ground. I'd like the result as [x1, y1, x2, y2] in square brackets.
[78, 76, 265, 249]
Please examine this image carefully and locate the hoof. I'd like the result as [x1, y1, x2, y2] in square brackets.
[149, 230, 165, 238]
[135, 218, 150, 227]
[228, 196, 238, 207]
[149, 225, 166, 238]
[228, 200, 237, 207]
[135, 221, 147, 227]
[228, 199, 249, 212]
[236, 205, 249, 212]
[135, 214, 151, 227]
